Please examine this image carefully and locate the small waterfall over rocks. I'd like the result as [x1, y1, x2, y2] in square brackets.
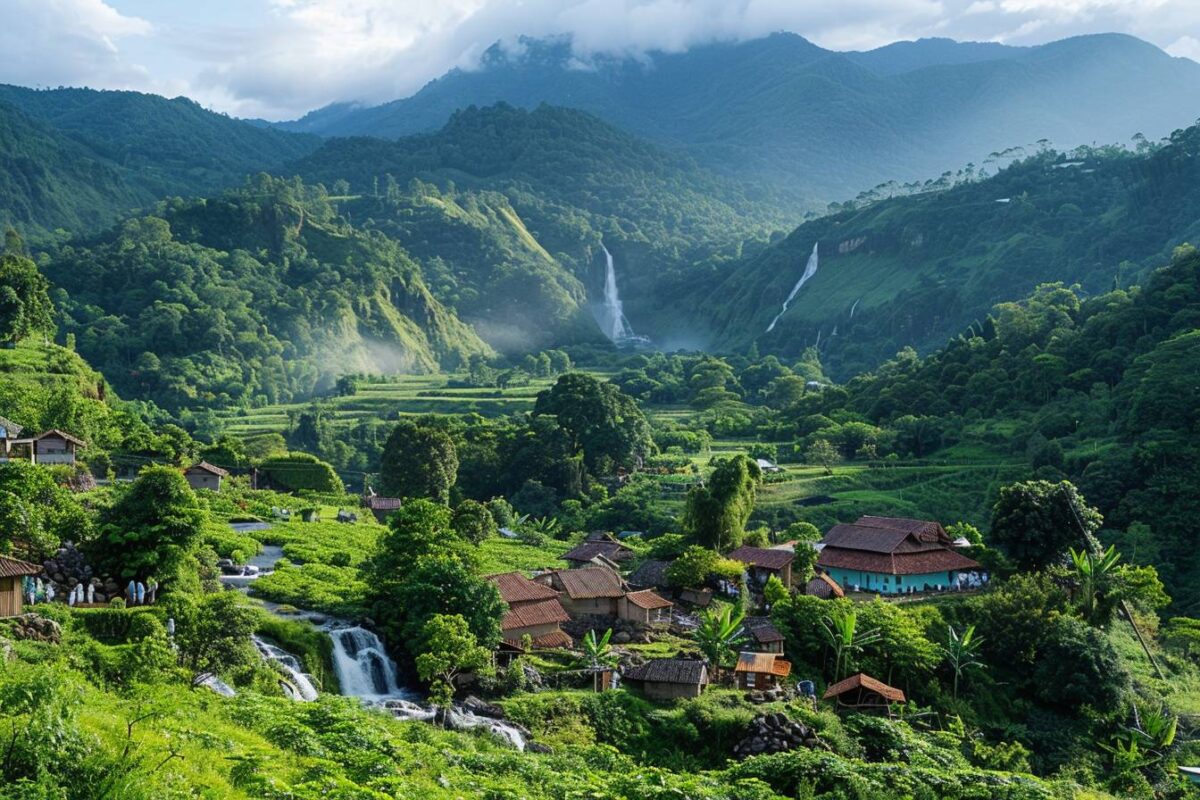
[766, 243, 819, 333]
[326, 624, 530, 749]
[252, 635, 320, 702]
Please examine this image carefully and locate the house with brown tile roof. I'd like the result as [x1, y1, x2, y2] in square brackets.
[487, 572, 572, 651]
[726, 545, 797, 589]
[823, 672, 906, 713]
[619, 589, 673, 625]
[534, 565, 628, 616]
[184, 461, 230, 492]
[816, 516, 980, 595]
[743, 616, 785, 654]
[805, 572, 845, 599]
[562, 533, 636, 567]
[7, 429, 86, 466]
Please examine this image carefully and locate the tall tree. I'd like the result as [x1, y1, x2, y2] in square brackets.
[380, 421, 459, 503]
[0, 253, 54, 345]
[683, 455, 761, 550]
[415, 613, 491, 711]
[533, 373, 654, 473]
[990, 480, 1102, 570]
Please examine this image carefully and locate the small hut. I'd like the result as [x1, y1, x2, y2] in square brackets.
[0, 556, 42, 617]
[734, 651, 792, 690]
[822, 673, 905, 714]
[622, 658, 708, 700]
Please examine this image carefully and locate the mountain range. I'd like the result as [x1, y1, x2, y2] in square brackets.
[279, 32, 1200, 203]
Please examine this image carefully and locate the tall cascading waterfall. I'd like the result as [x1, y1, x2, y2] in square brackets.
[598, 242, 637, 343]
[325, 624, 530, 749]
[252, 635, 320, 702]
[765, 242, 820, 333]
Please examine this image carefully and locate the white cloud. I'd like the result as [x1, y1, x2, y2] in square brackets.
[1, 0, 1197, 118]
[1166, 34, 1200, 62]
[0, 0, 152, 90]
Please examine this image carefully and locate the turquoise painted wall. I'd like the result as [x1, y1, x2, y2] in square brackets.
[826, 568, 960, 595]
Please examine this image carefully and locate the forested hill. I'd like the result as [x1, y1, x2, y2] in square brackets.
[839, 245, 1200, 613]
[44, 176, 489, 412]
[290, 103, 794, 350]
[0, 85, 319, 237]
[700, 120, 1200, 379]
[278, 32, 1200, 202]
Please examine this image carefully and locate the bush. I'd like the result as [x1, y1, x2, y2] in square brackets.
[258, 452, 344, 494]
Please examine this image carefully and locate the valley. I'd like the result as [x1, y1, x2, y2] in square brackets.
[0, 17, 1198, 800]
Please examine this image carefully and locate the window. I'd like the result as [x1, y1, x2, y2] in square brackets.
[745, 673, 756, 688]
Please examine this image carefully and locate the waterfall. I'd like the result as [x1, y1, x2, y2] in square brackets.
[598, 242, 636, 343]
[765, 243, 819, 333]
[327, 626, 410, 700]
[252, 635, 320, 702]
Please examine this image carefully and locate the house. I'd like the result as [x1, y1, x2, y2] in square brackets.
[360, 489, 403, 523]
[0, 416, 24, 461]
[618, 589, 673, 625]
[822, 672, 905, 713]
[734, 651, 792, 690]
[726, 545, 796, 589]
[184, 461, 229, 492]
[743, 616, 785, 654]
[561, 533, 637, 568]
[7, 430, 86, 466]
[0, 555, 41, 617]
[816, 516, 981, 594]
[755, 458, 782, 474]
[627, 559, 671, 592]
[487, 572, 572, 651]
[535, 565, 628, 616]
[622, 658, 709, 700]
[804, 572, 845, 599]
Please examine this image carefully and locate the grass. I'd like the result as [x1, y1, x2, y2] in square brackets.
[476, 537, 571, 575]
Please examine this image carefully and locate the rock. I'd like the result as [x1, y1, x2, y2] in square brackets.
[462, 696, 505, 719]
[8, 614, 62, 644]
[527, 741, 553, 754]
[612, 631, 631, 644]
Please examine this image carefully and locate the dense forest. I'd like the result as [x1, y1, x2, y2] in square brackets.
[45, 176, 488, 411]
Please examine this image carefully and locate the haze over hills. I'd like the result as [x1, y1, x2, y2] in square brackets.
[278, 32, 1200, 202]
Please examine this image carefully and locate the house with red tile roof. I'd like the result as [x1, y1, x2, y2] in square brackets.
[487, 572, 572, 650]
[816, 516, 980, 594]
[726, 545, 797, 589]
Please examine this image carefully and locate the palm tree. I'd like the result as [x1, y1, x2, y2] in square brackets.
[693, 604, 748, 677]
[821, 610, 881, 681]
[579, 628, 618, 691]
[941, 624, 984, 700]
[1070, 544, 1121, 624]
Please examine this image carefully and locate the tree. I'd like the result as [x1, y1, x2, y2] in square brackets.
[92, 466, 206, 581]
[0, 461, 91, 558]
[805, 439, 841, 475]
[822, 609, 881, 681]
[533, 373, 654, 472]
[763, 575, 790, 608]
[1070, 544, 1122, 625]
[258, 452, 343, 493]
[682, 455, 760, 550]
[990, 480, 1101, 570]
[452, 499, 497, 545]
[666, 545, 743, 589]
[942, 624, 984, 700]
[380, 421, 458, 503]
[0, 253, 54, 344]
[414, 614, 491, 710]
[1033, 616, 1128, 711]
[165, 592, 257, 682]
[693, 604, 748, 673]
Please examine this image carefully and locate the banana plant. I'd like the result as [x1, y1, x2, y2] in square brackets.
[821, 609, 881, 681]
[941, 624, 985, 700]
[1070, 544, 1121, 624]
[693, 604, 748, 674]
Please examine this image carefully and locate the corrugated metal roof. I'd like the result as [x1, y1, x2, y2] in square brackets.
[735, 651, 791, 677]
[0, 555, 41, 578]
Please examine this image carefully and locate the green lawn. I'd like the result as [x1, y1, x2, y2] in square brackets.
[477, 537, 571, 575]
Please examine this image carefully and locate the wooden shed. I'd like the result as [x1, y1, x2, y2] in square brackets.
[184, 461, 230, 492]
[734, 651, 792, 690]
[822, 673, 906, 713]
[622, 658, 709, 700]
[0, 555, 42, 617]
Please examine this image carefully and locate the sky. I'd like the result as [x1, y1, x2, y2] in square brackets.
[1, 0, 1197, 121]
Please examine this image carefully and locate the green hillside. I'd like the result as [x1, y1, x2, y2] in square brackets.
[280, 33, 1200, 202]
[290, 103, 796, 349]
[0, 86, 319, 238]
[702, 121, 1200, 378]
[44, 176, 490, 412]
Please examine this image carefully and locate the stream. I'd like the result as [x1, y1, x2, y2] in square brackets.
[219, 526, 531, 749]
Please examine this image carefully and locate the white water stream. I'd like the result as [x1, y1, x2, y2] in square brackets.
[598, 242, 637, 343]
[252, 635, 320, 701]
[765, 242, 819, 333]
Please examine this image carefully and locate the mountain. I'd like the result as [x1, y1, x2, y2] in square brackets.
[290, 103, 795, 351]
[0, 86, 319, 237]
[700, 121, 1200, 378]
[45, 176, 489, 411]
[279, 33, 1200, 203]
